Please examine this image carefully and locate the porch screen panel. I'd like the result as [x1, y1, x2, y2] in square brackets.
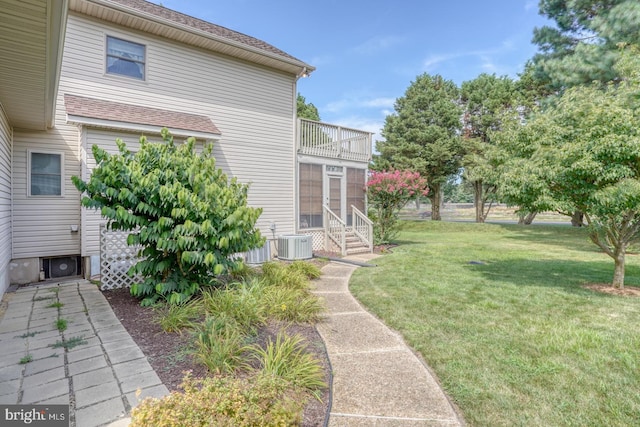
[347, 168, 366, 226]
[299, 163, 323, 228]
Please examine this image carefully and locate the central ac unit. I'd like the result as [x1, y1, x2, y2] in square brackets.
[43, 256, 81, 279]
[244, 240, 272, 264]
[278, 235, 312, 260]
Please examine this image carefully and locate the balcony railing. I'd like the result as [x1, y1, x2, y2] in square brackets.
[297, 118, 372, 162]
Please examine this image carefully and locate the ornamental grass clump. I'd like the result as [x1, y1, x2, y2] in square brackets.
[248, 332, 326, 399]
[193, 315, 249, 374]
[72, 128, 264, 306]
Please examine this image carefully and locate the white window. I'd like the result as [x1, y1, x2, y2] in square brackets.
[29, 151, 63, 196]
[106, 36, 145, 80]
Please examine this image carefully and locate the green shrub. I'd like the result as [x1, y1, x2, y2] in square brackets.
[192, 316, 248, 374]
[249, 332, 326, 399]
[72, 129, 264, 306]
[289, 260, 321, 279]
[156, 299, 205, 333]
[130, 372, 304, 427]
[261, 287, 324, 323]
[201, 280, 266, 332]
[261, 262, 308, 290]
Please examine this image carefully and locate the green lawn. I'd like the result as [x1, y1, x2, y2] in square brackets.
[350, 221, 640, 427]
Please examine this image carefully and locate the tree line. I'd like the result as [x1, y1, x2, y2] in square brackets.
[372, 0, 640, 288]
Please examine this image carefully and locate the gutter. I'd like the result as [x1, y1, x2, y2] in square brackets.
[83, 0, 315, 76]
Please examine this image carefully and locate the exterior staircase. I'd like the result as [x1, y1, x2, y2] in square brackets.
[345, 229, 371, 255]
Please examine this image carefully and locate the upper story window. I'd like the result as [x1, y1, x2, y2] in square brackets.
[29, 152, 63, 196]
[106, 36, 145, 80]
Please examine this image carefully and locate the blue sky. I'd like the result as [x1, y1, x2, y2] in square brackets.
[155, 0, 551, 141]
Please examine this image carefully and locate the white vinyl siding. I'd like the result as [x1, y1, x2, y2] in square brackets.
[11, 92, 81, 258]
[62, 13, 296, 247]
[0, 105, 12, 292]
[81, 129, 147, 256]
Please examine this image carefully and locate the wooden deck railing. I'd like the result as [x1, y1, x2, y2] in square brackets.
[298, 119, 372, 162]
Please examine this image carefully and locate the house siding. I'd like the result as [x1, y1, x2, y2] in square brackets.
[0, 105, 12, 294]
[11, 91, 82, 258]
[61, 13, 296, 255]
[81, 129, 156, 256]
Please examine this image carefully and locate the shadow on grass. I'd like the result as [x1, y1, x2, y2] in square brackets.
[471, 257, 640, 294]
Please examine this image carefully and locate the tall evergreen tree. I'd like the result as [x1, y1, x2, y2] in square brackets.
[531, 0, 640, 90]
[375, 74, 462, 220]
[296, 93, 321, 121]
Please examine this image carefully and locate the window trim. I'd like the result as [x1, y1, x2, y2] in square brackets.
[28, 150, 65, 197]
[105, 35, 146, 81]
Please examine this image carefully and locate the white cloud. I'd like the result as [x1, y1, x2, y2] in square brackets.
[423, 53, 462, 71]
[324, 95, 395, 114]
[525, 0, 537, 12]
[352, 35, 404, 55]
[332, 116, 385, 143]
[362, 97, 396, 108]
[422, 40, 518, 75]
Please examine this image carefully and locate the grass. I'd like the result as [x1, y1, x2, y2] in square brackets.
[193, 316, 248, 374]
[19, 354, 33, 364]
[47, 301, 64, 309]
[248, 331, 326, 399]
[151, 259, 327, 416]
[350, 221, 640, 427]
[50, 335, 87, 350]
[55, 318, 67, 332]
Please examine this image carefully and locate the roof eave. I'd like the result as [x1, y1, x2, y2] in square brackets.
[67, 114, 222, 140]
[78, 0, 315, 76]
[45, 0, 69, 129]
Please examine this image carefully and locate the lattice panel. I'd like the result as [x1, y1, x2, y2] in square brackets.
[100, 224, 143, 290]
[298, 230, 325, 251]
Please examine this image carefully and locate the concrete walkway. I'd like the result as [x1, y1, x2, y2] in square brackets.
[0, 256, 463, 427]
[0, 280, 168, 427]
[313, 254, 464, 426]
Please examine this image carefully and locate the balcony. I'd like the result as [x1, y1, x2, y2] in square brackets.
[297, 118, 373, 163]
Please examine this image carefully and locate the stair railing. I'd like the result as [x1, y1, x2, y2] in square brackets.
[351, 205, 374, 253]
[323, 204, 346, 255]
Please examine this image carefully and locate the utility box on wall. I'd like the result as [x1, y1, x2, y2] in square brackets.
[277, 235, 313, 260]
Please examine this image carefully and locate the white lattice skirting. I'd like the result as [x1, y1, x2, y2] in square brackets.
[298, 230, 325, 251]
[100, 224, 143, 290]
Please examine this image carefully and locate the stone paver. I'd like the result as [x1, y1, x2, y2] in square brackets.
[0, 257, 464, 427]
[75, 397, 126, 427]
[0, 279, 170, 427]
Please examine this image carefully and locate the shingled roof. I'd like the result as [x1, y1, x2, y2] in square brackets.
[71, 0, 313, 75]
[108, 0, 300, 62]
[64, 94, 221, 136]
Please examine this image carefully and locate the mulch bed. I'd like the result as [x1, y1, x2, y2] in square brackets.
[583, 283, 640, 297]
[103, 287, 330, 426]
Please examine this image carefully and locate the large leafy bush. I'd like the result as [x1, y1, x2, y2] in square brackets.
[72, 129, 264, 305]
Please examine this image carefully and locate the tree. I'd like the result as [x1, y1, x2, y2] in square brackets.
[494, 53, 640, 288]
[531, 0, 640, 90]
[366, 170, 429, 244]
[72, 129, 264, 305]
[460, 73, 519, 223]
[375, 74, 462, 220]
[296, 93, 320, 121]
